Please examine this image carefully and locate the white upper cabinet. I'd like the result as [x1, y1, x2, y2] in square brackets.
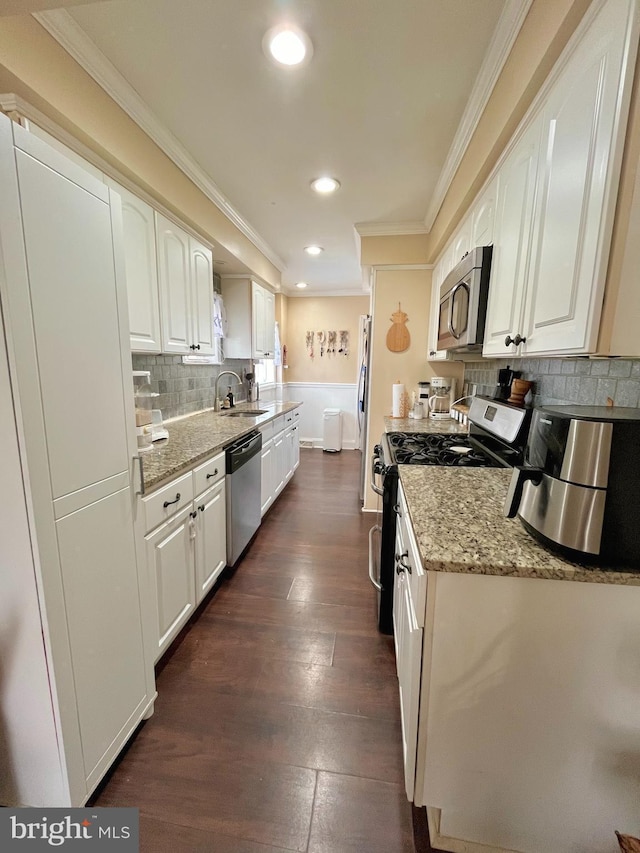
[156, 213, 215, 355]
[484, 0, 638, 358]
[190, 240, 215, 354]
[110, 183, 162, 354]
[252, 280, 276, 359]
[221, 277, 276, 360]
[483, 114, 542, 357]
[427, 261, 448, 361]
[471, 176, 497, 247]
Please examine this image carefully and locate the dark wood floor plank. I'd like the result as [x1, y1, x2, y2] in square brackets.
[287, 575, 377, 610]
[206, 589, 380, 638]
[332, 631, 398, 677]
[97, 743, 316, 852]
[253, 658, 401, 721]
[307, 771, 415, 853]
[146, 693, 404, 785]
[139, 814, 296, 853]
[166, 618, 336, 667]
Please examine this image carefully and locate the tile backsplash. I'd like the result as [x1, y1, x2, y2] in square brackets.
[131, 355, 251, 420]
[464, 357, 640, 408]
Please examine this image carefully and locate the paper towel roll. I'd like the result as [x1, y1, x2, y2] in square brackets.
[392, 382, 405, 418]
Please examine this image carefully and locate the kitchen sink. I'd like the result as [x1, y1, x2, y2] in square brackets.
[220, 409, 269, 417]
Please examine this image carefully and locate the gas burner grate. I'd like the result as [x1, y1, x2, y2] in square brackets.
[387, 432, 499, 468]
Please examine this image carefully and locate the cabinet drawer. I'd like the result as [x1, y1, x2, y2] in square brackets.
[272, 415, 285, 435]
[193, 450, 225, 497]
[142, 471, 194, 534]
[260, 421, 274, 442]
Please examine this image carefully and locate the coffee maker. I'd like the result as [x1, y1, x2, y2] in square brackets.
[428, 376, 451, 419]
[504, 404, 640, 568]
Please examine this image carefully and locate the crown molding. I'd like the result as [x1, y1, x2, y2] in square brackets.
[284, 288, 369, 298]
[33, 8, 286, 274]
[424, 0, 533, 231]
[354, 220, 428, 237]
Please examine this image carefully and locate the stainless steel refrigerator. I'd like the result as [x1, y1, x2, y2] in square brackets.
[357, 314, 372, 502]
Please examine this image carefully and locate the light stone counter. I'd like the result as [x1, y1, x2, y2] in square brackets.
[399, 466, 640, 585]
[383, 415, 467, 435]
[140, 401, 301, 493]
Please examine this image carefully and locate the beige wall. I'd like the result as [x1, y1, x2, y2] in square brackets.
[0, 16, 280, 287]
[360, 234, 429, 266]
[364, 269, 463, 510]
[285, 295, 370, 384]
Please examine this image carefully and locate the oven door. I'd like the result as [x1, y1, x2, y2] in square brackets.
[368, 443, 395, 634]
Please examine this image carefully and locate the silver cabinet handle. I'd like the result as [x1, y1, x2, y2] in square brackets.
[133, 455, 145, 496]
[368, 524, 382, 591]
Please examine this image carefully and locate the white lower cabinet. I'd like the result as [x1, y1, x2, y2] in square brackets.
[146, 505, 196, 661]
[260, 407, 301, 515]
[194, 478, 227, 602]
[143, 451, 226, 662]
[260, 436, 274, 517]
[393, 484, 425, 802]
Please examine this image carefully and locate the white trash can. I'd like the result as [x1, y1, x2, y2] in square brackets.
[323, 408, 342, 452]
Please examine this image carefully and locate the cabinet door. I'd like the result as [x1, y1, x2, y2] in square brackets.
[262, 287, 276, 358]
[14, 143, 131, 499]
[56, 487, 147, 786]
[194, 479, 226, 602]
[273, 430, 286, 498]
[427, 262, 448, 361]
[145, 506, 195, 661]
[522, 0, 634, 356]
[251, 281, 266, 358]
[471, 177, 496, 247]
[292, 422, 300, 472]
[156, 213, 191, 354]
[284, 426, 294, 484]
[392, 522, 423, 802]
[260, 439, 273, 516]
[483, 114, 542, 357]
[116, 185, 161, 353]
[190, 239, 215, 355]
[450, 217, 471, 268]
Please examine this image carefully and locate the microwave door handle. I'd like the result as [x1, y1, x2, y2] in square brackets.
[448, 282, 469, 340]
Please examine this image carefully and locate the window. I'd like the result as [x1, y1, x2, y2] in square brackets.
[254, 359, 275, 386]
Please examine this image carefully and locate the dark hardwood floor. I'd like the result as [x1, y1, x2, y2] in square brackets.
[94, 448, 417, 852]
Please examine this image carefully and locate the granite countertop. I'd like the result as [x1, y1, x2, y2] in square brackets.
[140, 401, 301, 493]
[399, 466, 640, 586]
[383, 415, 468, 435]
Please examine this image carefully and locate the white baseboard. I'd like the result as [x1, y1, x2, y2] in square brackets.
[302, 438, 357, 450]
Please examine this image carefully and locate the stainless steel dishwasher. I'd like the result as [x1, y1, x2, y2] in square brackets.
[225, 430, 262, 566]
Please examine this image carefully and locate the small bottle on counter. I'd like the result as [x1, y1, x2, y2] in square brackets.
[226, 386, 234, 408]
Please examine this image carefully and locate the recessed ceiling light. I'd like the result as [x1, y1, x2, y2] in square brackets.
[296, 282, 308, 289]
[311, 177, 340, 195]
[304, 245, 324, 256]
[264, 25, 312, 67]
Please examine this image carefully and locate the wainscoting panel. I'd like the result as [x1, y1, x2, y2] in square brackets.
[284, 383, 358, 450]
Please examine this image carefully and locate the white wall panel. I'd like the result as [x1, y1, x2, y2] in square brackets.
[284, 383, 357, 449]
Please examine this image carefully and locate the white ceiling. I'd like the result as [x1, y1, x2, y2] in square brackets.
[32, 0, 516, 293]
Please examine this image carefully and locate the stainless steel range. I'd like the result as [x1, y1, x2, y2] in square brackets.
[369, 397, 532, 634]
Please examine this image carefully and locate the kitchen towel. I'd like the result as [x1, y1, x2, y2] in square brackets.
[274, 320, 282, 366]
[392, 382, 406, 418]
[212, 293, 226, 338]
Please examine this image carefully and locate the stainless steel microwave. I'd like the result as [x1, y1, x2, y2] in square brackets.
[437, 245, 492, 353]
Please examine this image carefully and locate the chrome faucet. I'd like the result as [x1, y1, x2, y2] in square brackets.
[214, 370, 242, 411]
